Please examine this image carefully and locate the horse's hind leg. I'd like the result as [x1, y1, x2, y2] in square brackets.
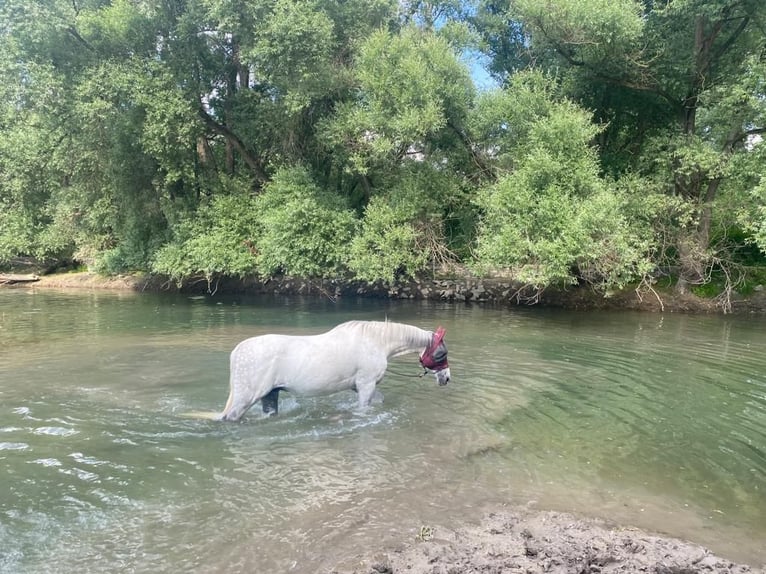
[219, 390, 275, 422]
[220, 396, 257, 422]
[219, 382, 262, 422]
[261, 388, 280, 416]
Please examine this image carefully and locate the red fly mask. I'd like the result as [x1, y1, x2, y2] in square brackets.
[419, 326, 450, 385]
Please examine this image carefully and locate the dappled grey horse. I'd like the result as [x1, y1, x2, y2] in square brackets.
[205, 320, 450, 422]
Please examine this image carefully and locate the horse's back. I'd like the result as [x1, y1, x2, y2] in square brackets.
[232, 332, 350, 361]
[229, 329, 386, 395]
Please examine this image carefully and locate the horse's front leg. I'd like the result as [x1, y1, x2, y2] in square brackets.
[355, 378, 383, 408]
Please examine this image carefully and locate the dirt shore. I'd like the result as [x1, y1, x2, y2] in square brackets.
[333, 507, 764, 574]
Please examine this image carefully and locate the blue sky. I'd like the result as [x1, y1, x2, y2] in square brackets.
[465, 50, 500, 91]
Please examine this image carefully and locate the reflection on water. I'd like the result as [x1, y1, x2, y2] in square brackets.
[0, 289, 765, 572]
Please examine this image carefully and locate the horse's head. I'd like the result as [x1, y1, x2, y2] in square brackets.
[420, 326, 450, 386]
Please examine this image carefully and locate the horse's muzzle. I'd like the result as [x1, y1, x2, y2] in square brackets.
[435, 367, 451, 386]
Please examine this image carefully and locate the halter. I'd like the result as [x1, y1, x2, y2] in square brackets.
[419, 326, 449, 372]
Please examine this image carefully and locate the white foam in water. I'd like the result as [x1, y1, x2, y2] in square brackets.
[58, 466, 100, 483]
[0, 442, 29, 451]
[69, 452, 109, 467]
[33, 426, 79, 437]
[280, 410, 396, 441]
[29, 458, 62, 467]
[89, 488, 134, 507]
[157, 395, 187, 414]
[111, 437, 139, 446]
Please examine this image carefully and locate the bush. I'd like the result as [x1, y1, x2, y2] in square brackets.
[252, 167, 357, 278]
[152, 178, 260, 285]
[472, 77, 656, 291]
[347, 196, 428, 284]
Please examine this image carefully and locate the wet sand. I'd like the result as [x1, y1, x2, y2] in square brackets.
[333, 507, 764, 574]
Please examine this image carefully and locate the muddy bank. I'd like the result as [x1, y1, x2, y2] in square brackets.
[14, 271, 766, 314]
[332, 507, 764, 574]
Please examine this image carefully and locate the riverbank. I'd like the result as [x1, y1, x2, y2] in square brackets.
[10, 270, 766, 314]
[333, 507, 764, 574]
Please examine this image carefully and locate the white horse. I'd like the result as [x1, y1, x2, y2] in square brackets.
[199, 321, 450, 422]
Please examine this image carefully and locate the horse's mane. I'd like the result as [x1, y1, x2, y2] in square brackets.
[330, 320, 431, 349]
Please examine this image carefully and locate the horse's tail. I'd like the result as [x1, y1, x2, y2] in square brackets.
[180, 410, 224, 421]
[182, 381, 237, 421]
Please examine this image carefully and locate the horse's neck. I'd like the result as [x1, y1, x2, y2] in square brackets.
[344, 321, 432, 357]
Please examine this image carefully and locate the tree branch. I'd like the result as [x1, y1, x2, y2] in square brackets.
[447, 121, 495, 181]
[533, 17, 678, 107]
[67, 26, 94, 52]
[723, 126, 766, 151]
[197, 107, 268, 184]
[711, 16, 750, 64]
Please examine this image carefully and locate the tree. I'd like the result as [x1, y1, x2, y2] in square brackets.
[0, 0, 403, 273]
[477, 0, 766, 294]
[320, 26, 476, 187]
[319, 24, 480, 273]
[0, 0, 200, 269]
[151, 176, 260, 286]
[471, 71, 656, 295]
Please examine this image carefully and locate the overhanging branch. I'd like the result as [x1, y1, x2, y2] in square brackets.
[723, 126, 766, 152]
[197, 107, 268, 184]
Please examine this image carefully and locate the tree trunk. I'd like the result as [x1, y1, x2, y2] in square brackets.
[224, 36, 240, 176]
[0, 274, 40, 285]
[674, 14, 716, 293]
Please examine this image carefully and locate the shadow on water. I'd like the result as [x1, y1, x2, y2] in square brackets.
[0, 290, 764, 572]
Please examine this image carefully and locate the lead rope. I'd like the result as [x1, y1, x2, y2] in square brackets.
[387, 366, 428, 378]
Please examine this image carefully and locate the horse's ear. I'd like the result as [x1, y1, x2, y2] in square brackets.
[434, 326, 446, 343]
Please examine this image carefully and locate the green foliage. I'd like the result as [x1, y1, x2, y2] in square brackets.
[515, 0, 644, 71]
[247, 0, 337, 113]
[77, 0, 156, 58]
[747, 176, 766, 256]
[741, 267, 766, 295]
[131, 60, 201, 189]
[473, 73, 655, 290]
[475, 164, 654, 290]
[0, 206, 37, 263]
[348, 160, 470, 282]
[321, 26, 474, 175]
[152, 178, 260, 285]
[469, 70, 560, 169]
[347, 197, 427, 284]
[253, 167, 357, 278]
[1, 0, 764, 302]
[476, 0, 766, 299]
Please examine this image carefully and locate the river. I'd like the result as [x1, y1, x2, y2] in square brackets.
[0, 289, 764, 572]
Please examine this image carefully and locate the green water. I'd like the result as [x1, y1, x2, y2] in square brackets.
[0, 289, 764, 572]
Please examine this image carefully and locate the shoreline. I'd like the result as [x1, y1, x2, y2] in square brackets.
[333, 506, 764, 574]
[7, 270, 766, 314]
